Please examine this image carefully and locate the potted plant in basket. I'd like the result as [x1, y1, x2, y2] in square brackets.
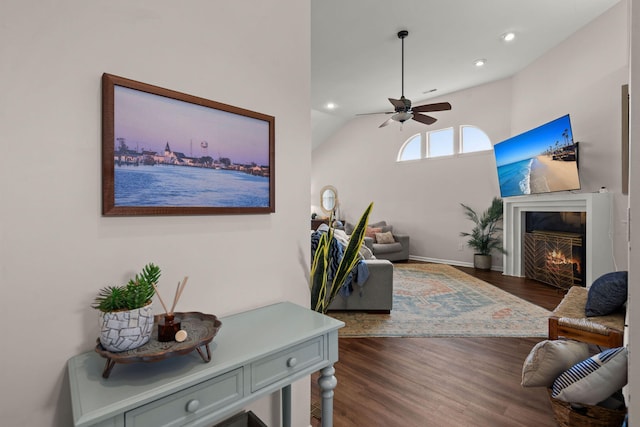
[460, 197, 506, 270]
[310, 202, 373, 313]
[92, 263, 161, 352]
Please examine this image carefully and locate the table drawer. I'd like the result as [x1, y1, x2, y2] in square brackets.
[251, 337, 324, 392]
[124, 368, 243, 427]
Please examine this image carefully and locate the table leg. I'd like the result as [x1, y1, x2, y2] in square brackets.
[318, 365, 337, 427]
[195, 343, 212, 362]
[282, 384, 291, 427]
[102, 359, 116, 379]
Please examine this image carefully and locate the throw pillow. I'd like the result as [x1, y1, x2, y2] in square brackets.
[521, 339, 590, 387]
[365, 227, 382, 239]
[585, 271, 628, 316]
[551, 347, 628, 405]
[375, 231, 395, 244]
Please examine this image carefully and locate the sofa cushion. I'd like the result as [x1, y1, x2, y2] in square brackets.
[369, 220, 387, 228]
[521, 339, 590, 387]
[375, 231, 395, 244]
[372, 242, 403, 254]
[370, 221, 393, 233]
[551, 346, 627, 405]
[585, 271, 628, 316]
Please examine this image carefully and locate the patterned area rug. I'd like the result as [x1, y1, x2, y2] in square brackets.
[328, 263, 550, 338]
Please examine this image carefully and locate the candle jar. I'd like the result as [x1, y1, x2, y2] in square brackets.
[158, 314, 181, 342]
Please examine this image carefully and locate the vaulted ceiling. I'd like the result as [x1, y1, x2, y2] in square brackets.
[311, 0, 620, 149]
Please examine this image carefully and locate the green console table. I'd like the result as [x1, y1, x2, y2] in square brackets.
[68, 302, 344, 427]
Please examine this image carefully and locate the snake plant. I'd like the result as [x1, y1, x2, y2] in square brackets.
[310, 202, 373, 313]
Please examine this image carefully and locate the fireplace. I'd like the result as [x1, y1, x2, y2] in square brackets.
[523, 211, 586, 289]
[524, 231, 584, 289]
[502, 193, 613, 288]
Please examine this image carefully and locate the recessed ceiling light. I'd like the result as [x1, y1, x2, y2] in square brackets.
[326, 102, 336, 110]
[474, 59, 487, 67]
[501, 32, 516, 42]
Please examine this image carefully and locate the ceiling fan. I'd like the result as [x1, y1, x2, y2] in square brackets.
[361, 30, 452, 128]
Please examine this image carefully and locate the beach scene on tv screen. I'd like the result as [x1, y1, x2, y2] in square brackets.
[493, 115, 580, 198]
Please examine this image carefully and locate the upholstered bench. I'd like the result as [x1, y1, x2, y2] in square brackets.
[548, 286, 625, 348]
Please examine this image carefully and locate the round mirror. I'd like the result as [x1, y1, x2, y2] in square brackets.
[320, 185, 338, 215]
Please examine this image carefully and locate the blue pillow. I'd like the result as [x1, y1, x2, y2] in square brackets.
[585, 271, 628, 316]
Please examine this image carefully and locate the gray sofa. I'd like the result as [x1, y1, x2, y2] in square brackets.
[327, 259, 393, 313]
[347, 220, 410, 262]
[364, 233, 410, 262]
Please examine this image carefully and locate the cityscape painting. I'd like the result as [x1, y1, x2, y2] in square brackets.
[102, 73, 275, 216]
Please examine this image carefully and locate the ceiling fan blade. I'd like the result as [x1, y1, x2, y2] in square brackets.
[379, 117, 395, 128]
[388, 98, 405, 109]
[412, 113, 437, 125]
[412, 102, 452, 113]
[356, 111, 395, 116]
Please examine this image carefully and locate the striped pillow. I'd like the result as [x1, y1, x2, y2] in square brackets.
[551, 347, 627, 405]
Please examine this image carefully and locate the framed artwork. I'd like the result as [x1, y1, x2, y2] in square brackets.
[102, 73, 275, 216]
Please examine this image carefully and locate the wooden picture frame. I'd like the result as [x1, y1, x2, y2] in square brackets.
[102, 73, 275, 216]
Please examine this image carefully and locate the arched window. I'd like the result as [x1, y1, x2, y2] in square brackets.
[427, 127, 454, 158]
[397, 134, 422, 161]
[396, 125, 491, 162]
[460, 125, 491, 153]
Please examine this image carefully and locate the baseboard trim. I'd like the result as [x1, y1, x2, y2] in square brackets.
[408, 255, 504, 273]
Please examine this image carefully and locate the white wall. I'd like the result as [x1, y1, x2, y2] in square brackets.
[0, 1, 311, 426]
[511, 0, 630, 270]
[313, 78, 512, 267]
[313, 1, 629, 271]
[628, 0, 639, 422]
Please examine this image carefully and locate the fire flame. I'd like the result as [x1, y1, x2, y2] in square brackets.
[546, 250, 581, 274]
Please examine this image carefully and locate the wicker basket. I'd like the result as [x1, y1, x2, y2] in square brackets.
[547, 389, 626, 427]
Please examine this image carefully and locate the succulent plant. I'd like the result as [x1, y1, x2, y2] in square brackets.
[92, 263, 161, 312]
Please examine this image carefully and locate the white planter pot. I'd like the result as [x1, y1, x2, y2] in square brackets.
[99, 302, 154, 352]
[473, 254, 492, 270]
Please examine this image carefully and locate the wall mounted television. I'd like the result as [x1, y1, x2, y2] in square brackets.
[493, 114, 580, 198]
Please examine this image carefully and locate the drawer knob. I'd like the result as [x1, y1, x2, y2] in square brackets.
[286, 357, 297, 368]
[186, 399, 200, 413]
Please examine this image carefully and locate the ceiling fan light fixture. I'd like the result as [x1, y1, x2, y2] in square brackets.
[392, 112, 413, 123]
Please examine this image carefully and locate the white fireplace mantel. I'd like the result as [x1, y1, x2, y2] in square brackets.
[503, 192, 614, 287]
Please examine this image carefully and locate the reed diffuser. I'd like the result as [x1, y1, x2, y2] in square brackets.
[153, 277, 189, 342]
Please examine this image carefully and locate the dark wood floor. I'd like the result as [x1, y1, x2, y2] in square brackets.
[311, 264, 567, 427]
